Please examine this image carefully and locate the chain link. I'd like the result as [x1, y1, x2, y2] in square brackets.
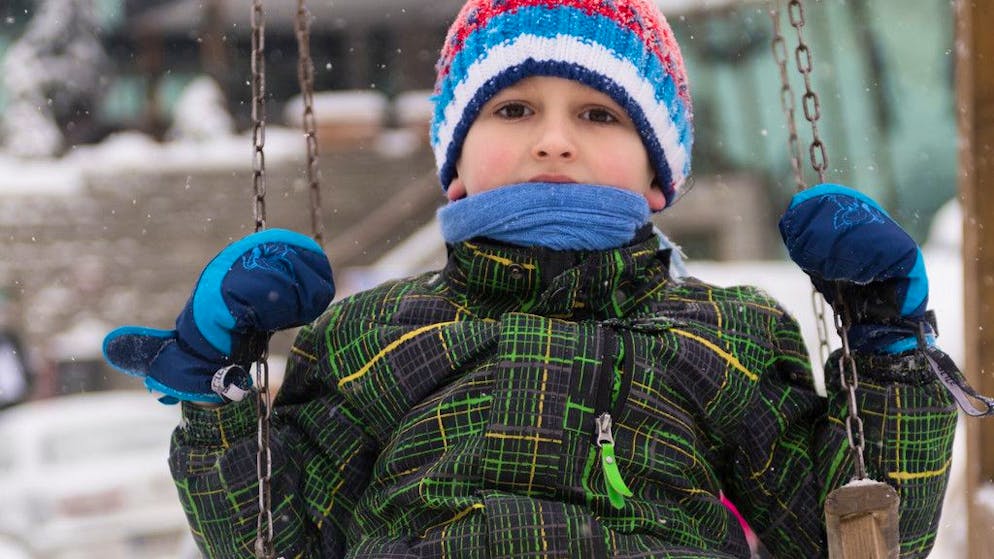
[251, 0, 267, 233]
[249, 2, 277, 558]
[771, 0, 831, 368]
[251, 2, 323, 556]
[769, 0, 867, 480]
[786, 0, 829, 183]
[811, 288, 832, 372]
[294, 0, 324, 246]
[769, 4, 805, 192]
[253, 350, 277, 559]
[835, 296, 868, 480]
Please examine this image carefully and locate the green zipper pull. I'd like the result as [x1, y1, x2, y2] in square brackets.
[596, 412, 634, 509]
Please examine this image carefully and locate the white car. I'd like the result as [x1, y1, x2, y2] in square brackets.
[0, 391, 191, 559]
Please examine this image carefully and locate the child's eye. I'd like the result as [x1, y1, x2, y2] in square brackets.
[581, 108, 619, 124]
[495, 103, 533, 119]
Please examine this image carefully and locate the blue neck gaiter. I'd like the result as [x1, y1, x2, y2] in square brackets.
[437, 182, 651, 251]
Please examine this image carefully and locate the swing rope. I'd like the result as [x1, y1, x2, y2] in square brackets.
[249, 1, 323, 557]
[769, 1, 899, 557]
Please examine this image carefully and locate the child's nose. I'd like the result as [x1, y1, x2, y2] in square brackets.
[532, 120, 575, 160]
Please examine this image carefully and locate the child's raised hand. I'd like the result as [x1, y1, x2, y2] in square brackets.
[102, 229, 334, 404]
[779, 184, 930, 353]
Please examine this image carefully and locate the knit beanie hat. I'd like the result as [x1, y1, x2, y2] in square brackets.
[430, 0, 694, 208]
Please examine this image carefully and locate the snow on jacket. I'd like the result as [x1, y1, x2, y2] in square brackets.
[170, 233, 957, 558]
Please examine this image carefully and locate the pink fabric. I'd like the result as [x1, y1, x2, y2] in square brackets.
[720, 492, 760, 551]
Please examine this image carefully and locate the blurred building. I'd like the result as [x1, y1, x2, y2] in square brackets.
[0, 0, 961, 395]
[0, 0, 958, 230]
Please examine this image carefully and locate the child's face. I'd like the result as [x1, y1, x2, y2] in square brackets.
[448, 76, 664, 211]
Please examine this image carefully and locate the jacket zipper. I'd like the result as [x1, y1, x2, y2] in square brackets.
[613, 330, 635, 418]
[594, 327, 634, 509]
[593, 328, 617, 416]
[595, 412, 633, 509]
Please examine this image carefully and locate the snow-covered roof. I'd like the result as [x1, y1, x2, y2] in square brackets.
[283, 90, 388, 126]
[0, 127, 305, 195]
[395, 90, 434, 126]
[658, 0, 760, 14]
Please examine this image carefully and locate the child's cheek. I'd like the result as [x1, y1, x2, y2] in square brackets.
[600, 160, 641, 189]
[480, 147, 520, 187]
[488, 144, 517, 167]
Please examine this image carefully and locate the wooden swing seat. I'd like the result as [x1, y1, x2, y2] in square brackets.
[825, 479, 900, 559]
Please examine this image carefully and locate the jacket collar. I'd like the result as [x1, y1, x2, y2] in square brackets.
[442, 225, 672, 320]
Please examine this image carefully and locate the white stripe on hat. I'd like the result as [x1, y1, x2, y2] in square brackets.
[434, 33, 690, 186]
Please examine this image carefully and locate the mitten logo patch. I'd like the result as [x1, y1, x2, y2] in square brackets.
[830, 195, 885, 231]
[243, 244, 297, 279]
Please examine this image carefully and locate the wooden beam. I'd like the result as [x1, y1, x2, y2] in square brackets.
[957, 1, 994, 558]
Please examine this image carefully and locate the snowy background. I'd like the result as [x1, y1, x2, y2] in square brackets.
[0, 0, 975, 557]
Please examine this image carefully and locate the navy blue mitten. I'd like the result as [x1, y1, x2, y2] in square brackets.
[779, 184, 933, 353]
[103, 229, 334, 404]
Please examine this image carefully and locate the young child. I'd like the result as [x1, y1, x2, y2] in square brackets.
[104, 1, 961, 557]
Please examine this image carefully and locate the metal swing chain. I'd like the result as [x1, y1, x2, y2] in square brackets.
[769, 5, 806, 193]
[835, 293, 869, 480]
[250, 2, 277, 558]
[769, 0, 868, 480]
[251, 1, 324, 557]
[295, 0, 324, 247]
[769, 1, 832, 373]
[785, 0, 829, 185]
[252, 0, 267, 234]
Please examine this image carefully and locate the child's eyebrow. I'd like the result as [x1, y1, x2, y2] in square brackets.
[491, 85, 527, 98]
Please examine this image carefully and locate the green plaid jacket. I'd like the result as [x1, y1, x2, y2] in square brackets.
[171, 235, 957, 558]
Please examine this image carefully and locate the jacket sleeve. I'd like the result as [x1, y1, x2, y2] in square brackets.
[723, 310, 957, 559]
[168, 320, 380, 559]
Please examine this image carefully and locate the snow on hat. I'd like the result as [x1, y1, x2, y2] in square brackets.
[430, 0, 694, 208]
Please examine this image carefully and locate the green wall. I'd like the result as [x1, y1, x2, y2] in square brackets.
[676, 0, 956, 240]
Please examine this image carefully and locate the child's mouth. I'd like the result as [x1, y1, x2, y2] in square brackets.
[529, 174, 576, 183]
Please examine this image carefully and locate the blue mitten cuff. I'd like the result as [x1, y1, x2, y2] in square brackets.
[847, 322, 936, 354]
